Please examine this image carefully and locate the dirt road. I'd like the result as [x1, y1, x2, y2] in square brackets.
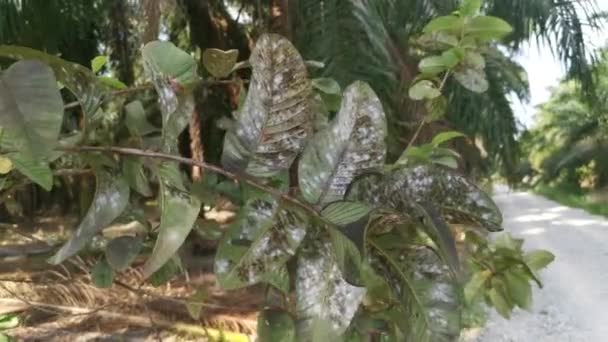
[472, 188, 608, 342]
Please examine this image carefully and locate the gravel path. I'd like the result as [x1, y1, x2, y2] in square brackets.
[472, 187, 608, 342]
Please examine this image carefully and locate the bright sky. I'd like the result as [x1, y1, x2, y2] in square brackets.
[514, 0, 608, 129]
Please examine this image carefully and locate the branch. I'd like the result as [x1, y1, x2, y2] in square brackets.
[58, 146, 332, 226]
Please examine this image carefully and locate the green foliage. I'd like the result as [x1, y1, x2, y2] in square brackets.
[0, 5, 556, 339]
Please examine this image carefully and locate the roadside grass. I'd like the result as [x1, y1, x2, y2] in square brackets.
[534, 184, 608, 218]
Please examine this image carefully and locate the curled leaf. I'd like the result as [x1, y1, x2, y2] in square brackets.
[49, 171, 130, 264]
[299, 81, 387, 205]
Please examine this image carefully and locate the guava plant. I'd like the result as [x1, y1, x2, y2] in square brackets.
[0, 1, 553, 340]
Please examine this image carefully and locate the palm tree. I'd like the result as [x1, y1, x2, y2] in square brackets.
[289, 0, 604, 179]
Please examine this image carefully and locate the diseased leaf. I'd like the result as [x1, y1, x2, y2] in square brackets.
[49, 171, 130, 264]
[0, 60, 63, 160]
[202, 48, 239, 78]
[296, 230, 366, 341]
[299, 81, 387, 206]
[105, 236, 143, 271]
[454, 67, 489, 93]
[221, 34, 313, 178]
[369, 242, 461, 342]
[215, 195, 308, 292]
[91, 259, 114, 288]
[348, 165, 502, 233]
[142, 166, 201, 278]
[258, 309, 296, 342]
[0, 45, 105, 118]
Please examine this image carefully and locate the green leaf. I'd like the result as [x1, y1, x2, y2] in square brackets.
[0, 45, 105, 118]
[431, 131, 465, 147]
[296, 231, 366, 340]
[423, 16, 465, 34]
[105, 236, 143, 271]
[91, 56, 109, 73]
[49, 171, 130, 264]
[125, 100, 159, 136]
[464, 270, 491, 304]
[221, 34, 313, 178]
[464, 16, 513, 41]
[0, 60, 63, 160]
[142, 41, 198, 87]
[412, 203, 461, 275]
[215, 195, 308, 292]
[7, 154, 53, 190]
[91, 259, 114, 288]
[369, 242, 461, 342]
[149, 256, 183, 286]
[454, 67, 489, 93]
[524, 250, 555, 271]
[258, 309, 296, 342]
[322, 201, 371, 226]
[186, 288, 208, 320]
[0, 157, 11, 174]
[122, 157, 153, 197]
[488, 287, 511, 319]
[409, 80, 441, 101]
[0, 314, 19, 330]
[97, 76, 127, 89]
[299, 81, 387, 205]
[504, 269, 532, 310]
[460, 0, 483, 16]
[142, 166, 201, 278]
[425, 96, 448, 122]
[312, 77, 342, 95]
[418, 56, 448, 76]
[440, 49, 462, 68]
[202, 48, 239, 78]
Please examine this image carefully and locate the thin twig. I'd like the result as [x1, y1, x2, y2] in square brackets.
[58, 145, 332, 227]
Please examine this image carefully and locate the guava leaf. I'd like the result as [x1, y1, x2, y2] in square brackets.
[0, 45, 104, 118]
[105, 236, 143, 271]
[369, 242, 461, 342]
[0, 60, 63, 160]
[221, 34, 313, 178]
[49, 170, 130, 264]
[296, 229, 366, 340]
[142, 166, 201, 278]
[215, 195, 308, 292]
[202, 48, 239, 78]
[299, 81, 387, 206]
